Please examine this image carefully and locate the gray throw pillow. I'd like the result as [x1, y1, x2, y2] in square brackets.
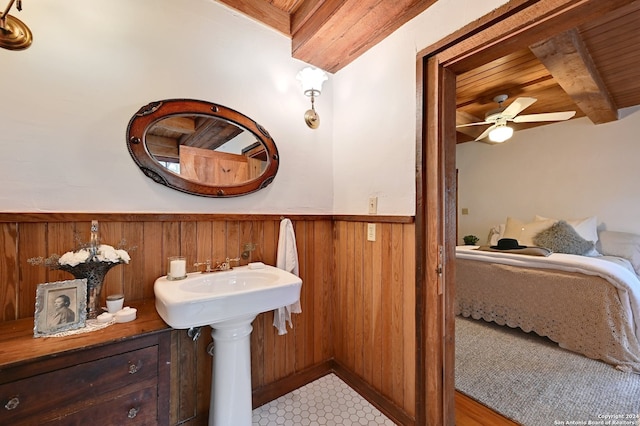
[533, 220, 595, 255]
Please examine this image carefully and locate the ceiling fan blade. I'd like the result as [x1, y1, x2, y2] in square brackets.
[456, 121, 492, 128]
[501, 97, 537, 119]
[475, 124, 497, 141]
[513, 111, 576, 123]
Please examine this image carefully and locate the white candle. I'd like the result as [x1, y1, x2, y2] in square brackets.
[170, 259, 186, 278]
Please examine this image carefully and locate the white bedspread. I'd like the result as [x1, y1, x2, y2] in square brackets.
[456, 246, 640, 341]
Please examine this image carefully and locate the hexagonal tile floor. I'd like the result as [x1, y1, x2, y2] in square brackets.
[252, 373, 397, 425]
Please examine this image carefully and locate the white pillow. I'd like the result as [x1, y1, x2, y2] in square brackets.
[503, 216, 555, 246]
[598, 231, 640, 276]
[502, 216, 525, 240]
[488, 224, 505, 246]
[535, 215, 600, 256]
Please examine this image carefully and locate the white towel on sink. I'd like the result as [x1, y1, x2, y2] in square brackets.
[273, 218, 302, 335]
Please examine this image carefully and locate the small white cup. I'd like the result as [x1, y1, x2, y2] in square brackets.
[106, 294, 125, 313]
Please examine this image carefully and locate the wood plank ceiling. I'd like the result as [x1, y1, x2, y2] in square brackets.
[217, 0, 640, 143]
[217, 0, 437, 73]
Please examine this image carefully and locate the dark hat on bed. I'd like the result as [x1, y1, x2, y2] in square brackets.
[490, 238, 526, 250]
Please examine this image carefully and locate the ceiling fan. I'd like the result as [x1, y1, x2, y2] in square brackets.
[457, 95, 576, 143]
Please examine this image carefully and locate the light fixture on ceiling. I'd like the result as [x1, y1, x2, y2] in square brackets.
[296, 67, 328, 129]
[0, 0, 32, 51]
[488, 121, 513, 143]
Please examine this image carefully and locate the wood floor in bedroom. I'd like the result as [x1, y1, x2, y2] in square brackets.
[455, 391, 520, 426]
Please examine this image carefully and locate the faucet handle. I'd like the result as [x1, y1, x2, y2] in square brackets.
[194, 260, 212, 272]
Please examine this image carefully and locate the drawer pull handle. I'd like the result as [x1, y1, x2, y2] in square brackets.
[5, 397, 19, 411]
[128, 361, 142, 374]
[128, 407, 139, 419]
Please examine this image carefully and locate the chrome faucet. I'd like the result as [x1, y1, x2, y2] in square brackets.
[194, 257, 240, 273]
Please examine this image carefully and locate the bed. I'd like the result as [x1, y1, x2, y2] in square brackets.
[455, 218, 640, 373]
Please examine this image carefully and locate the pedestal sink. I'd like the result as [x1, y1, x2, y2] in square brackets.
[154, 264, 302, 426]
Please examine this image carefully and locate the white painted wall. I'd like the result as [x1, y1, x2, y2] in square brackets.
[0, 0, 515, 214]
[0, 0, 333, 213]
[332, 0, 509, 215]
[457, 106, 640, 242]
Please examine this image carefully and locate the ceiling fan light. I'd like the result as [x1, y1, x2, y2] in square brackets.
[488, 125, 513, 143]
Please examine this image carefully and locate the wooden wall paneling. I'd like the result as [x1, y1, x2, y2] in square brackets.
[332, 220, 416, 418]
[300, 221, 314, 368]
[46, 222, 76, 283]
[353, 221, 364, 377]
[1, 223, 17, 321]
[345, 221, 355, 371]
[211, 221, 227, 264]
[371, 221, 383, 392]
[362, 221, 374, 385]
[334, 221, 346, 363]
[226, 221, 240, 262]
[391, 223, 404, 405]
[250, 220, 265, 390]
[281, 222, 296, 379]
[142, 222, 164, 301]
[403, 223, 416, 416]
[271, 219, 287, 381]
[292, 221, 306, 374]
[122, 222, 145, 302]
[170, 329, 197, 424]
[380, 223, 393, 398]
[194, 220, 212, 271]
[180, 221, 198, 272]
[0, 214, 415, 422]
[17, 223, 46, 319]
[251, 219, 282, 387]
[99, 221, 125, 299]
[315, 220, 333, 363]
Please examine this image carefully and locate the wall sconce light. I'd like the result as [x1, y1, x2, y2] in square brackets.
[0, 0, 32, 50]
[297, 67, 328, 129]
[488, 122, 514, 143]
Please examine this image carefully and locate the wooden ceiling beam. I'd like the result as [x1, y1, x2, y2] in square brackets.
[218, 0, 437, 73]
[290, 0, 325, 35]
[291, 0, 436, 73]
[217, 0, 291, 35]
[455, 111, 486, 141]
[529, 28, 618, 124]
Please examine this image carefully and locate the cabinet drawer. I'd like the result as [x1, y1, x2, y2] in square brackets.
[0, 346, 158, 423]
[41, 386, 159, 426]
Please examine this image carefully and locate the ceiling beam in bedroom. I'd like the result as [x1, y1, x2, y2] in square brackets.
[455, 111, 485, 141]
[529, 29, 619, 125]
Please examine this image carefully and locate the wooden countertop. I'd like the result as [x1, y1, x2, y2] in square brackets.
[0, 299, 171, 370]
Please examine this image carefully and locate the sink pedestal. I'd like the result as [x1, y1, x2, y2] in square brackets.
[209, 314, 257, 426]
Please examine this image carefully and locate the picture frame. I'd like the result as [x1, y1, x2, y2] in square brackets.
[34, 279, 87, 337]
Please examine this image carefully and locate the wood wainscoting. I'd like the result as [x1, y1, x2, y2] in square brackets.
[0, 213, 416, 425]
[333, 219, 416, 421]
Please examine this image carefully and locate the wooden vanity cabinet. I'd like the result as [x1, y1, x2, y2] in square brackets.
[0, 301, 171, 425]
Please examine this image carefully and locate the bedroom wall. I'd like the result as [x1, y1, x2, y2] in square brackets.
[456, 106, 640, 244]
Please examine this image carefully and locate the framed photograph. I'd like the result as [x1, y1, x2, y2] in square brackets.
[34, 279, 87, 337]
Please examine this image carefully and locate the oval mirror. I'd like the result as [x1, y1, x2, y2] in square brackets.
[126, 99, 279, 197]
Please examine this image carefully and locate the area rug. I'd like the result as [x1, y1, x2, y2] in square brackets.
[455, 316, 640, 425]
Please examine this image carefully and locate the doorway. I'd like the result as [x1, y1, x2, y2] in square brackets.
[415, 1, 637, 424]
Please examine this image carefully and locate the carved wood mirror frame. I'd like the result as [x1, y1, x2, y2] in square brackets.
[126, 99, 279, 197]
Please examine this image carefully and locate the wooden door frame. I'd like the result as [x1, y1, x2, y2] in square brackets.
[415, 0, 636, 424]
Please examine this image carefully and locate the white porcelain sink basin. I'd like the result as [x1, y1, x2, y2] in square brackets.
[154, 264, 302, 329]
